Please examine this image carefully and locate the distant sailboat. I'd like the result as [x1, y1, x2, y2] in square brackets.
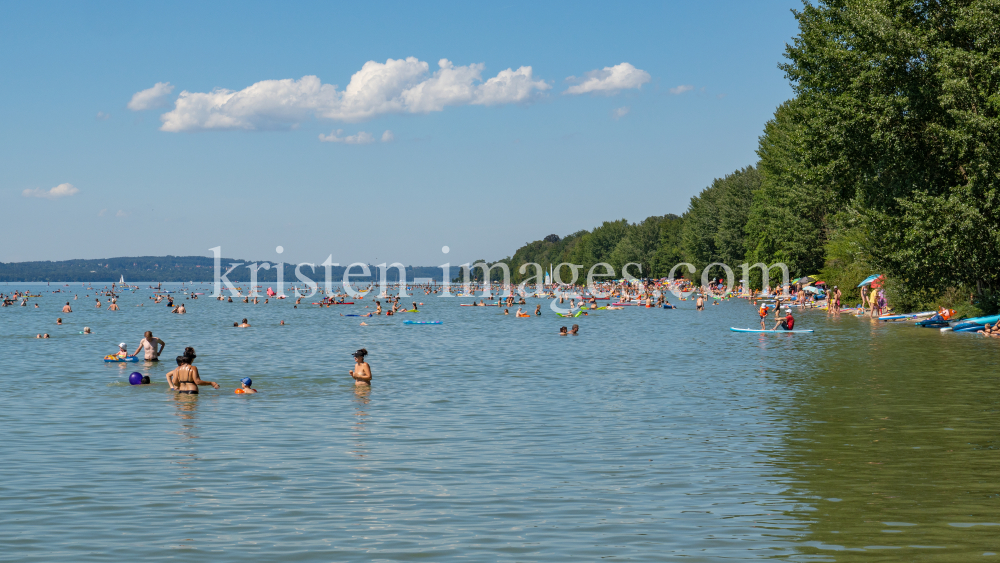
[119, 275, 125, 285]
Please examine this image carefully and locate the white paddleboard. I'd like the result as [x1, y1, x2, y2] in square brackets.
[730, 327, 814, 333]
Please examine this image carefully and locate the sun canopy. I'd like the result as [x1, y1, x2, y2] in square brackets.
[804, 286, 824, 294]
[857, 274, 884, 288]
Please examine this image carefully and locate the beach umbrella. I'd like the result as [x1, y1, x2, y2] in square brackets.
[857, 274, 883, 288]
[804, 286, 824, 294]
[795, 276, 814, 284]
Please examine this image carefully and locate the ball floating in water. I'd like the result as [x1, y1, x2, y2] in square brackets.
[128, 372, 143, 385]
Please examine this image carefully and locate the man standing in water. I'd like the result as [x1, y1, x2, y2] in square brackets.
[62, 302, 72, 313]
[133, 331, 166, 361]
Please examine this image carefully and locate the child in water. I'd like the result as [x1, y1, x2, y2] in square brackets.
[236, 377, 258, 394]
[113, 342, 130, 359]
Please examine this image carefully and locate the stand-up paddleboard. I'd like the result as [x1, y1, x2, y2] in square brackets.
[403, 320, 442, 325]
[730, 327, 814, 333]
[950, 314, 1000, 331]
[879, 311, 935, 321]
[951, 325, 986, 333]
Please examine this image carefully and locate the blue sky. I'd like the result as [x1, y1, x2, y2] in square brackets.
[0, 1, 801, 266]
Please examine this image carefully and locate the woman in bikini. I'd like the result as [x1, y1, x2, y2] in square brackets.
[349, 348, 372, 386]
[166, 348, 220, 394]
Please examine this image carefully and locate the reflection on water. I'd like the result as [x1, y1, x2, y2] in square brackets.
[774, 320, 1000, 559]
[170, 392, 200, 441]
[1, 284, 998, 561]
[351, 385, 370, 459]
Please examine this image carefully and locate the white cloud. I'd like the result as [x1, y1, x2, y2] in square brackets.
[158, 58, 550, 132]
[99, 208, 107, 216]
[128, 82, 175, 111]
[319, 129, 376, 144]
[23, 183, 79, 200]
[612, 106, 630, 120]
[669, 84, 694, 95]
[116, 210, 128, 217]
[96, 111, 110, 120]
[564, 63, 650, 95]
[473, 66, 550, 105]
[381, 130, 395, 142]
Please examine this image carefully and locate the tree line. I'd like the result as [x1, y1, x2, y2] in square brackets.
[491, 0, 999, 315]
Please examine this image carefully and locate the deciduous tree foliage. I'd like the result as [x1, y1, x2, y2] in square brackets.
[499, 0, 999, 313]
[783, 0, 1000, 307]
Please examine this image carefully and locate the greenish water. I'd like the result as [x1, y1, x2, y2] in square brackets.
[1, 284, 997, 561]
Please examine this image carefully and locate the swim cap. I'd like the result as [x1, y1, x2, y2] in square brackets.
[241, 377, 252, 387]
[119, 342, 127, 348]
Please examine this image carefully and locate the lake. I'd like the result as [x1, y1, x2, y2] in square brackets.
[1, 283, 998, 561]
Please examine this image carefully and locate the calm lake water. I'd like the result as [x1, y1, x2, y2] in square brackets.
[1, 283, 998, 562]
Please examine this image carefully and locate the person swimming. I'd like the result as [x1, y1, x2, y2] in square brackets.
[166, 348, 219, 394]
[559, 326, 568, 335]
[571, 324, 579, 335]
[349, 348, 372, 386]
[235, 377, 258, 394]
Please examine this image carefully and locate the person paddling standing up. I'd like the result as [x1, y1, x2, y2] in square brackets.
[133, 331, 165, 362]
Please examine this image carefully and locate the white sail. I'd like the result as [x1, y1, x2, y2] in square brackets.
[119, 275, 125, 284]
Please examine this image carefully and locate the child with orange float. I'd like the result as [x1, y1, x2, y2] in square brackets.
[234, 377, 258, 394]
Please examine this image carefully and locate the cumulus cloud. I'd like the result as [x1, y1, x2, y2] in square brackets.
[116, 210, 128, 217]
[612, 106, 630, 120]
[319, 129, 376, 144]
[23, 183, 79, 200]
[381, 130, 395, 142]
[96, 111, 110, 120]
[159, 58, 550, 132]
[669, 84, 694, 95]
[128, 82, 175, 111]
[564, 63, 650, 95]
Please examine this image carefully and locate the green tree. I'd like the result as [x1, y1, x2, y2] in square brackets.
[745, 99, 834, 280]
[782, 0, 1000, 310]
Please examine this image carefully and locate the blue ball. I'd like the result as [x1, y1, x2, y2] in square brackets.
[128, 372, 143, 385]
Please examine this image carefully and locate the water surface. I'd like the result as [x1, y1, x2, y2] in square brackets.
[1, 284, 998, 561]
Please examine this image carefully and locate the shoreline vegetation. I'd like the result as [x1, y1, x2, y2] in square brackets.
[486, 1, 1000, 317]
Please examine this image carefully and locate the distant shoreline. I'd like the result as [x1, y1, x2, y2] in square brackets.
[0, 256, 456, 283]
